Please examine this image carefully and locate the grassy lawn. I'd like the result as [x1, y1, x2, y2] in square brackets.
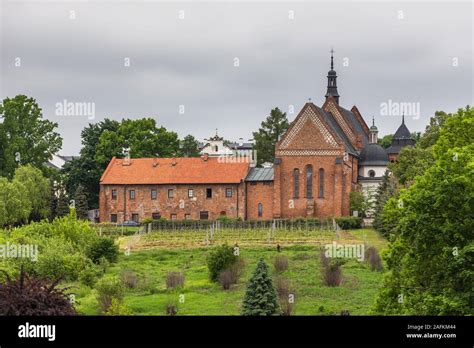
[70, 228, 388, 315]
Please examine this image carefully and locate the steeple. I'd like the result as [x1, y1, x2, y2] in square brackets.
[325, 48, 340, 104]
[369, 116, 378, 144]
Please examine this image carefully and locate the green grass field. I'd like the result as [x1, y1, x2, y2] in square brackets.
[69, 228, 388, 315]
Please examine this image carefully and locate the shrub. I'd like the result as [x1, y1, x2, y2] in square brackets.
[228, 257, 245, 284]
[365, 247, 383, 271]
[218, 270, 233, 290]
[95, 277, 125, 314]
[322, 259, 346, 287]
[0, 269, 76, 315]
[273, 255, 289, 273]
[334, 217, 362, 230]
[275, 277, 294, 316]
[166, 272, 185, 290]
[79, 265, 100, 287]
[241, 258, 279, 316]
[105, 298, 133, 316]
[166, 303, 178, 316]
[87, 238, 119, 264]
[207, 244, 238, 282]
[120, 269, 138, 289]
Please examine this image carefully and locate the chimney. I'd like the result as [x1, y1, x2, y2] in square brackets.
[171, 157, 177, 166]
[202, 153, 209, 161]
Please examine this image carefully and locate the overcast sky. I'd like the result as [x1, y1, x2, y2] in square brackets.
[1, 0, 472, 155]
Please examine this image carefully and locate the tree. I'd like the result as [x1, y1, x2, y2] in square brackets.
[179, 134, 200, 157]
[74, 185, 89, 220]
[378, 134, 393, 149]
[241, 258, 279, 316]
[389, 146, 434, 186]
[374, 107, 474, 315]
[253, 108, 289, 165]
[417, 110, 451, 149]
[0, 95, 62, 178]
[12, 165, 50, 221]
[372, 171, 399, 236]
[0, 178, 31, 227]
[56, 190, 70, 218]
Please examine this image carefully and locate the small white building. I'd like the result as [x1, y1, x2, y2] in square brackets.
[200, 131, 234, 157]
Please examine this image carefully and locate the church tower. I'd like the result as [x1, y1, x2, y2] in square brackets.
[325, 49, 340, 104]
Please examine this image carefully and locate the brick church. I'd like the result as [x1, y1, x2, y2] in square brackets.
[99, 53, 414, 223]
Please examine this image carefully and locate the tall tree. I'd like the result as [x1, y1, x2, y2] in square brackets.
[0, 178, 31, 227]
[0, 95, 62, 178]
[179, 135, 200, 157]
[374, 106, 474, 315]
[253, 108, 289, 165]
[241, 258, 279, 316]
[12, 165, 50, 221]
[56, 190, 70, 218]
[74, 185, 89, 220]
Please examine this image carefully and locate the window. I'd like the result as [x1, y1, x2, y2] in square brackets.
[168, 189, 173, 198]
[131, 213, 139, 222]
[225, 188, 232, 198]
[368, 170, 376, 178]
[200, 211, 209, 220]
[318, 168, 325, 198]
[258, 203, 263, 217]
[151, 189, 157, 200]
[185, 214, 191, 220]
[152, 213, 161, 220]
[111, 189, 117, 200]
[293, 169, 300, 198]
[129, 190, 135, 200]
[188, 189, 194, 198]
[171, 214, 177, 220]
[305, 165, 313, 198]
[111, 214, 117, 223]
[214, 145, 218, 152]
[206, 188, 212, 199]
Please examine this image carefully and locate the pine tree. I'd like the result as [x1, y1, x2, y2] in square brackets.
[55, 190, 70, 217]
[75, 185, 89, 220]
[241, 258, 279, 316]
[252, 107, 289, 165]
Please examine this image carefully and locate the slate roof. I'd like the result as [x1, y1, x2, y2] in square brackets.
[100, 157, 250, 185]
[245, 167, 274, 181]
[359, 143, 389, 166]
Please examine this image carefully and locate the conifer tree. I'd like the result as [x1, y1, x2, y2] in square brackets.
[241, 258, 279, 316]
[55, 190, 70, 217]
[75, 185, 89, 220]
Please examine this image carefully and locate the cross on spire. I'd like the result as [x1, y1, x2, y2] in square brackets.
[330, 48, 334, 70]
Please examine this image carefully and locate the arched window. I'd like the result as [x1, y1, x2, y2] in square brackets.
[258, 203, 263, 217]
[318, 168, 325, 198]
[368, 170, 376, 178]
[293, 169, 300, 198]
[305, 165, 313, 198]
[214, 145, 219, 152]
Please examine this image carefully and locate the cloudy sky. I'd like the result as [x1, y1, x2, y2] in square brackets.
[1, 0, 472, 155]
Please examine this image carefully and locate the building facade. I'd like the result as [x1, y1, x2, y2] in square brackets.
[99, 53, 415, 223]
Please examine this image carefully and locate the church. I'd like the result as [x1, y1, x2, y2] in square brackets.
[99, 53, 415, 223]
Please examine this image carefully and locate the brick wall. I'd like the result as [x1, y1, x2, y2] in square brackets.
[246, 181, 274, 220]
[99, 183, 245, 223]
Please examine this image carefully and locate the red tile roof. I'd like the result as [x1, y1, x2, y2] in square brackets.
[100, 157, 250, 185]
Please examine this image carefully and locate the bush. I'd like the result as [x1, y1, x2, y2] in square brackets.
[275, 277, 294, 316]
[273, 255, 289, 273]
[87, 238, 119, 264]
[79, 265, 100, 287]
[218, 270, 233, 290]
[120, 269, 138, 289]
[0, 269, 76, 315]
[320, 250, 346, 287]
[166, 272, 185, 290]
[166, 303, 178, 316]
[334, 217, 362, 230]
[95, 277, 125, 314]
[105, 298, 133, 315]
[365, 247, 383, 271]
[206, 244, 238, 282]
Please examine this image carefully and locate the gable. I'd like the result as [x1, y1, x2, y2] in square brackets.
[277, 103, 342, 153]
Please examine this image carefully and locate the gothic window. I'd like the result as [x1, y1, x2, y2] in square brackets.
[318, 168, 325, 198]
[293, 169, 300, 198]
[305, 165, 313, 198]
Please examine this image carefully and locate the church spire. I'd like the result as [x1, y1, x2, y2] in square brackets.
[325, 48, 340, 104]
